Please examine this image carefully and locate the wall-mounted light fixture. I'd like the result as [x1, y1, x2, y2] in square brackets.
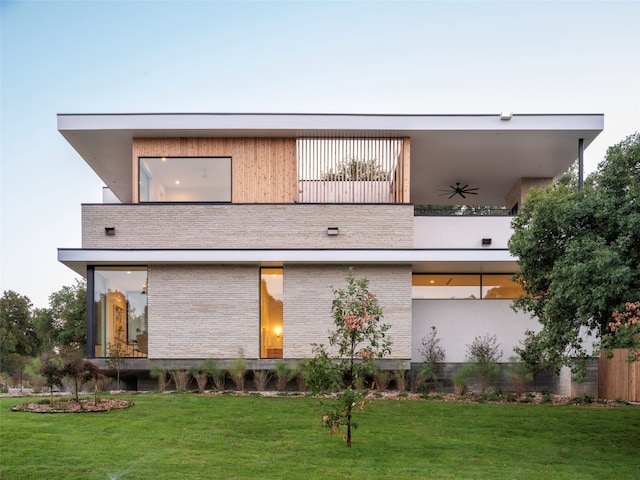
[274, 326, 282, 338]
[105, 227, 116, 236]
[327, 227, 339, 236]
[500, 112, 513, 121]
[482, 238, 492, 246]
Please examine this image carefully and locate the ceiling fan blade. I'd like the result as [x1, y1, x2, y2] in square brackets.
[459, 192, 466, 198]
[448, 192, 457, 199]
[460, 184, 469, 190]
[466, 191, 478, 195]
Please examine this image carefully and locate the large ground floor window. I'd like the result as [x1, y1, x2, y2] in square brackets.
[260, 268, 283, 358]
[412, 274, 524, 299]
[91, 267, 148, 358]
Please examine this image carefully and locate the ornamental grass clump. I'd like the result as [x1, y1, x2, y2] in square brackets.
[170, 369, 190, 391]
[252, 370, 271, 391]
[275, 361, 293, 392]
[150, 363, 169, 392]
[229, 349, 247, 391]
[307, 270, 392, 448]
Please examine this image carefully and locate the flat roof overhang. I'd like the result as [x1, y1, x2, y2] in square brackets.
[57, 112, 604, 204]
[58, 248, 519, 276]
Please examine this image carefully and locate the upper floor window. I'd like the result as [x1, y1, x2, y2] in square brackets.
[139, 157, 231, 202]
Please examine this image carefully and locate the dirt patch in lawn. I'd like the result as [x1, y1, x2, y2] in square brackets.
[10, 398, 133, 413]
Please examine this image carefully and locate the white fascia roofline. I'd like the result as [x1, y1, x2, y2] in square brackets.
[57, 112, 604, 134]
[58, 248, 516, 272]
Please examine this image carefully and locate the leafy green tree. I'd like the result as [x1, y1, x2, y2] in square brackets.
[36, 280, 87, 351]
[509, 133, 640, 378]
[307, 270, 392, 448]
[0, 291, 40, 377]
[322, 158, 390, 181]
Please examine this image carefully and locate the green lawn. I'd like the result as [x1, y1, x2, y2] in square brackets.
[1, 393, 639, 480]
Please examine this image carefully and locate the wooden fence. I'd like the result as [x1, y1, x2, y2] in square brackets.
[598, 349, 640, 401]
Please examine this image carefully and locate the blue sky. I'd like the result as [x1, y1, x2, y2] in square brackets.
[1, 0, 639, 307]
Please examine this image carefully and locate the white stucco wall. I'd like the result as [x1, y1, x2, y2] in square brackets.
[412, 299, 539, 363]
[414, 216, 513, 249]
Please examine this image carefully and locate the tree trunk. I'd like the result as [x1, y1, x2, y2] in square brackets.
[346, 407, 352, 448]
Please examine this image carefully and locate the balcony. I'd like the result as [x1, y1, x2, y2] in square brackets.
[413, 207, 514, 249]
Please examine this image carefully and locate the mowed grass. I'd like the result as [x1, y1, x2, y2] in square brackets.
[1, 393, 639, 480]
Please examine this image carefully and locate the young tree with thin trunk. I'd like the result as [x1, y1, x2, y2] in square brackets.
[307, 270, 392, 448]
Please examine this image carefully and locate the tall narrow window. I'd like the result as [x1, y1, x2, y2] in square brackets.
[260, 268, 283, 359]
[92, 267, 148, 358]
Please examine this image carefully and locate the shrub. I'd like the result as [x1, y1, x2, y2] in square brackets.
[62, 358, 100, 401]
[513, 329, 546, 378]
[39, 353, 64, 403]
[504, 356, 533, 395]
[24, 357, 46, 393]
[419, 326, 446, 377]
[466, 334, 502, 394]
[415, 364, 443, 394]
[601, 301, 640, 361]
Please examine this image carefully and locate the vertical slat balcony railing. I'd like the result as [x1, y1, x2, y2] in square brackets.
[297, 137, 408, 203]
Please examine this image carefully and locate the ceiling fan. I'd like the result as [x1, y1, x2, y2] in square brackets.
[438, 182, 479, 199]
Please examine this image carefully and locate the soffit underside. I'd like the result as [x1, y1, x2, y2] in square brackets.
[58, 113, 603, 204]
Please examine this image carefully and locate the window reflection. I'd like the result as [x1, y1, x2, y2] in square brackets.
[412, 274, 480, 299]
[412, 274, 523, 299]
[482, 274, 524, 299]
[93, 267, 148, 357]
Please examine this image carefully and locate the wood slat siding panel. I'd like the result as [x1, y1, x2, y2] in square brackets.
[132, 138, 296, 203]
[402, 136, 411, 203]
[598, 350, 640, 401]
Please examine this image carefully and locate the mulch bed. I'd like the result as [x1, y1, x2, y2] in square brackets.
[10, 398, 133, 413]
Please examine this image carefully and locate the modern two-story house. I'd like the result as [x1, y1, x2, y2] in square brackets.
[57, 113, 603, 388]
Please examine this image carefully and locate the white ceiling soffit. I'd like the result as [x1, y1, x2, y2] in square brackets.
[57, 113, 604, 204]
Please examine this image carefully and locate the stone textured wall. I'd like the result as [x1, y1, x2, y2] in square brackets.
[284, 265, 412, 359]
[82, 204, 413, 249]
[149, 265, 259, 359]
[147, 264, 412, 361]
[505, 177, 553, 211]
